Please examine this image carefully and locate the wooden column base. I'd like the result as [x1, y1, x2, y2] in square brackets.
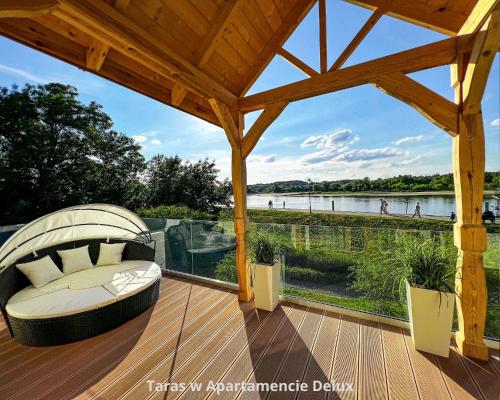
[455, 331, 489, 360]
[238, 289, 254, 302]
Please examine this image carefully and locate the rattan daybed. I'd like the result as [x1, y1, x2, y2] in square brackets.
[0, 204, 161, 346]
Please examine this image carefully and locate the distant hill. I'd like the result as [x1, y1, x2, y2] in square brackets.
[247, 172, 499, 194]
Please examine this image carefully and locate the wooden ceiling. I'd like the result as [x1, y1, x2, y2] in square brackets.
[0, 0, 484, 125]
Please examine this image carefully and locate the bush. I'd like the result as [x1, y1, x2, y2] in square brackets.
[137, 205, 214, 220]
[284, 266, 344, 284]
[285, 248, 359, 273]
[214, 251, 238, 284]
[218, 208, 499, 233]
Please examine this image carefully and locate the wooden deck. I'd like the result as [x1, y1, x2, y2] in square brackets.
[0, 276, 498, 400]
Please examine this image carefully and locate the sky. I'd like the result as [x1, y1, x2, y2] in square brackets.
[0, 1, 498, 185]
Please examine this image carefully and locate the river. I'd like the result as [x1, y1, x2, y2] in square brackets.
[246, 193, 498, 217]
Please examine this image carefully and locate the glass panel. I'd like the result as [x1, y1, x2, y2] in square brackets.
[485, 232, 499, 339]
[190, 220, 236, 280]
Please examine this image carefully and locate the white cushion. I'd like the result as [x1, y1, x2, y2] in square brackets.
[96, 242, 126, 266]
[57, 245, 93, 274]
[6, 287, 116, 319]
[6, 260, 161, 319]
[16, 256, 64, 288]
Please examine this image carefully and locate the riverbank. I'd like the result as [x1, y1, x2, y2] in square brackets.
[248, 206, 450, 220]
[251, 190, 498, 198]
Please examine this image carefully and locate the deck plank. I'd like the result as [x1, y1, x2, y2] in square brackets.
[297, 311, 341, 400]
[328, 315, 360, 400]
[358, 320, 388, 400]
[176, 306, 290, 400]
[380, 325, 419, 400]
[403, 330, 451, 400]
[267, 308, 324, 400]
[0, 277, 498, 400]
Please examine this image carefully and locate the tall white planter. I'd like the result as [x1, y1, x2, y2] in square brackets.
[406, 280, 455, 357]
[253, 262, 281, 311]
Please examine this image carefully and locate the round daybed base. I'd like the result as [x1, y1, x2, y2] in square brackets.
[8, 279, 160, 346]
[0, 238, 160, 346]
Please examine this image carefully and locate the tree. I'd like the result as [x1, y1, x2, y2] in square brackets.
[144, 155, 231, 213]
[0, 83, 145, 224]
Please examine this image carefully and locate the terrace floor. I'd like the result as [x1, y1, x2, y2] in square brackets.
[0, 276, 498, 400]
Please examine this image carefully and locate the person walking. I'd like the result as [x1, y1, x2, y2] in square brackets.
[379, 199, 384, 214]
[383, 200, 389, 215]
[412, 202, 421, 218]
[268, 200, 273, 210]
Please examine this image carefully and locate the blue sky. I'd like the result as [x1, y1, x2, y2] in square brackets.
[0, 0, 498, 184]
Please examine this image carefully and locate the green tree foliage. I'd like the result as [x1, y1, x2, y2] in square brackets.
[0, 84, 145, 224]
[144, 155, 231, 213]
[248, 172, 498, 194]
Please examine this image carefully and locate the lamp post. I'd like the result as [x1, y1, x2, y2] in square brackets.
[307, 178, 312, 214]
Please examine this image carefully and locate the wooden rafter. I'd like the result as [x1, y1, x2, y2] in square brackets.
[196, 0, 240, 66]
[0, 0, 57, 18]
[237, 0, 317, 96]
[371, 72, 458, 136]
[459, 0, 499, 34]
[84, 0, 130, 72]
[54, 0, 237, 108]
[208, 99, 239, 148]
[319, 0, 327, 73]
[344, 0, 466, 35]
[242, 101, 287, 158]
[462, 10, 499, 115]
[330, 8, 384, 71]
[277, 48, 319, 77]
[171, 84, 188, 107]
[240, 35, 473, 112]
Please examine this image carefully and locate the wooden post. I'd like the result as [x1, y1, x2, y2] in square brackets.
[450, 54, 488, 361]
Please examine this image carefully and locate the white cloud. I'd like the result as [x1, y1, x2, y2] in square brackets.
[301, 129, 353, 149]
[490, 118, 500, 127]
[150, 139, 161, 145]
[388, 155, 423, 167]
[0, 64, 48, 84]
[393, 135, 424, 146]
[248, 154, 276, 163]
[132, 135, 147, 143]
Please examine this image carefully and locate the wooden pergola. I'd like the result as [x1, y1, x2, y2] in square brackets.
[0, 0, 498, 361]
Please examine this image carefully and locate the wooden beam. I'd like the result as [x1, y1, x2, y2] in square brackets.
[196, 0, 240, 66]
[171, 84, 188, 107]
[459, 0, 499, 34]
[371, 72, 458, 136]
[343, 0, 465, 35]
[330, 8, 383, 71]
[208, 99, 238, 148]
[84, 0, 130, 72]
[209, 99, 253, 302]
[55, 0, 237, 108]
[462, 11, 499, 115]
[85, 39, 109, 72]
[277, 48, 319, 77]
[319, 0, 327, 73]
[237, 0, 317, 95]
[450, 44, 489, 361]
[240, 35, 472, 112]
[0, 0, 57, 18]
[242, 101, 287, 158]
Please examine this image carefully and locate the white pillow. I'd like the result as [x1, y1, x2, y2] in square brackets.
[97, 243, 126, 266]
[16, 255, 64, 288]
[57, 245, 94, 274]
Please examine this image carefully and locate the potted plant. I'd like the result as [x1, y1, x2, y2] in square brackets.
[388, 235, 457, 357]
[248, 230, 281, 311]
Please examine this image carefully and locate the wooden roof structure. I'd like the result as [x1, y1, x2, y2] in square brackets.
[0, 0, 498, 362]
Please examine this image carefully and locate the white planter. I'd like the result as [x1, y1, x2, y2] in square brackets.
[406, 280, 455, 357]
[253, 261, 281, 311]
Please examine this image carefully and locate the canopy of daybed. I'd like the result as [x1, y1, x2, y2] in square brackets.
[0, 204, 150, 269]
